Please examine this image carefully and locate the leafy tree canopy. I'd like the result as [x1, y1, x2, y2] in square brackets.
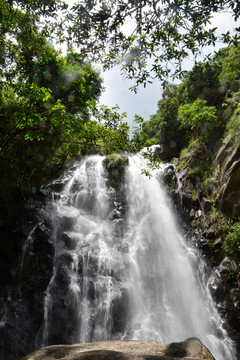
[0, 0, 146, 217]
[143, 45, 240, 154]
[178, 98, 217, 137]
[59, 0, 240, 90]
[1, 0, 240, 90]
[143, 84, 183, 151]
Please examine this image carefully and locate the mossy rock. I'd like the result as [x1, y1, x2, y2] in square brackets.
[103, 154, 129, 184]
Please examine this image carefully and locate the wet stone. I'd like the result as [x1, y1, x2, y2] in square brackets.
[87, 280, 95, 301]
[55, 252, 74, 287]
[111, 288, 130, 334]
[61, 214, 77, 231]
[109, 209, 122, 220]
[115, 242, 129, 254]
[219, 257, 239, 275]
[59, 233, 76, 250]
[48, 180, 66, 193]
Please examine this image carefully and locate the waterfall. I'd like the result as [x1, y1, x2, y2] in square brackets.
[36, 156, 129, 346]
[124, 155, 236, 360]
[36, 154, 236, 360]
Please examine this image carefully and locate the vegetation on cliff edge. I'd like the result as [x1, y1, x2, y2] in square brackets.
[143, 44, 240, 266]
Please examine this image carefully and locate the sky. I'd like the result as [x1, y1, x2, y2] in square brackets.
[100, 67, 162, 124]
[65, 1, 238, 125]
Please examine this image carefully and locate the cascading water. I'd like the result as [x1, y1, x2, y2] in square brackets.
[35, 154, 236, 360]
[36, 156, 129, 346]
[124, 155, 236, 360]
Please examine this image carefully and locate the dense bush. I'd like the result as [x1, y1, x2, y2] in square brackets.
[178, 99, 217, 141]
[224, 220, 240, 265]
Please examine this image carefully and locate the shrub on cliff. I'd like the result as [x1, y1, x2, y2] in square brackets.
[178, 99, 217, 142]
[224, 220, 240, 265]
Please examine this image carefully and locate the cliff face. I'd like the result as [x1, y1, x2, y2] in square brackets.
[0, 191, 55, 359]
[168, 136, 240, 356]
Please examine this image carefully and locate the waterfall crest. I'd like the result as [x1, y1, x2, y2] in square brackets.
[35, 154, 236, 360]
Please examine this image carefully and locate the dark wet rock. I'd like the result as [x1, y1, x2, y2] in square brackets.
[48, 180, 66, 193]
[38, 188, 53, 199]
[219, 158, 240, 217]
[58, 232, 76, 250]
[19, 221, 54, 295]
[207, 257, 240, 350]
[161, 165, 177, 191]
[87, 280, 95, 301]
[109, 209, 122, 220]
[55, 252, 75, 287]
[61, 214, 77, 231]
[112, 288, 130, 334]
[86, 254, 99, 275]
[203, 224, 218, 240]
[211, 237, 222, 250]
[0, 197, 56, 360]
[171, 135, 240, 353]
[200, 198, 212, 212]
[219, 257, 239, 275]
[154, 144, 176, 162]
[220, 142, 240, 180]
[38, 283, 80, 346]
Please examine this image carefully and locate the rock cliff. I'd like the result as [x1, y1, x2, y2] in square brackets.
[167, 136, 240, 356]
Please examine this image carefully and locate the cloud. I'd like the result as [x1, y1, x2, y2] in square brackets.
[100, 66, 161, 124]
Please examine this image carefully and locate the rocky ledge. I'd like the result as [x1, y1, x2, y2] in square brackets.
[21, 338, 215, 360]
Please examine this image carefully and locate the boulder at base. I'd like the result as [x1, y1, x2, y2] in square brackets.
[21, 337, 215, 360]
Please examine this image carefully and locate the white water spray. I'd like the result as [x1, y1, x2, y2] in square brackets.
[123, 155, 236, 360]
[38, 154, 236, 360]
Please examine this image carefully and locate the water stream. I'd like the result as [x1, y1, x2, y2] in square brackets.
[36, 154, 236, 360]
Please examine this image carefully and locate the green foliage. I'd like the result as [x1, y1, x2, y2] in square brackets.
[130, 114, 148, 152]
[176, 139, 202, 171]
[103, 154, 129, 184]
[63, 0, 240, 89]
[209, 207, 229, 237]
[0, 2, 145, 219]
[143, 84, 184, 153]
[223, 219, 240, 264]
[2, 0, 240, 90]
[219, 45, 240, 93]
[201, 166, 220, 197]
[178, 99, 217, 140]
[143, 47, 240, 158]
[142, 147, 162, 171]
[181, 61, 224, 106]
[103, 153, 128, 170]
[144, 138, 159, 147]
[176, 158, 187, 171]
[225, 99, 240, 146]
[94, 105, 130, 154]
